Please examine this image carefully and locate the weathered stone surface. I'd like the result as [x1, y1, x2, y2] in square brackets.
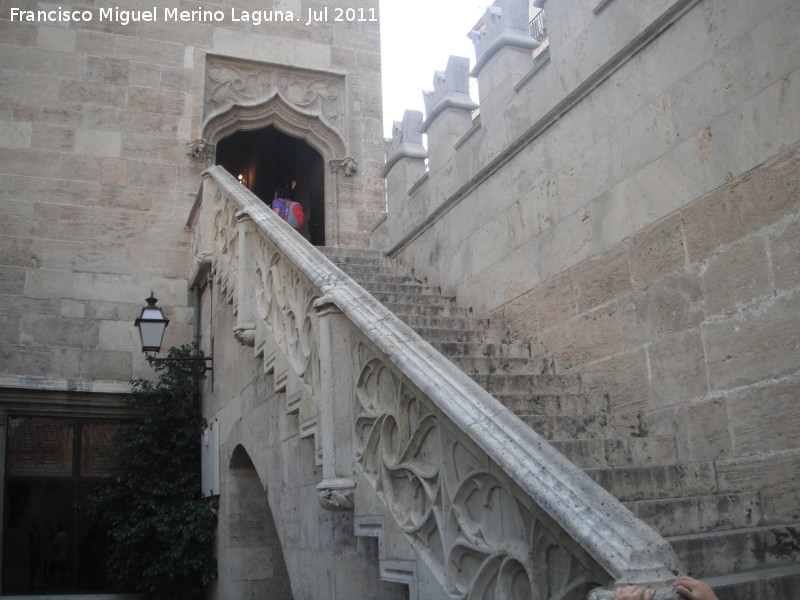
[682, 149, 800, 263]
[573, 244, 632, 313]
[728, 378, 800, 455]
[702, 236, 771, 317]
[628, 213, 686, 290]
[704, 292, 800, 391]
[535, 303, 624, 368]
[619, 269, 704, 346]
[683, 398, 733, 462]
[771, 217, 800, 293]
[578, 349, 649, 412]
[648, 329, 709, 408]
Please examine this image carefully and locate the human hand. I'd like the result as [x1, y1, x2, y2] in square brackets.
[672, 577, 718, 600]
[615, 585, 652, 600]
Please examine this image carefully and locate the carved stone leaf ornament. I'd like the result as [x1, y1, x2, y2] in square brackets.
[205, 58, 344, 127]
[207, 64, 270, 111]
[277, 73, 341, 126]
[355, 357, 446, 565]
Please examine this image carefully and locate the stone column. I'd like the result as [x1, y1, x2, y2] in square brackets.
[232, 212, 256, 347]
[314, 298, 357, 511]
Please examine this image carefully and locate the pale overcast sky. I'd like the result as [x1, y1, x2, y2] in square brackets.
[379, 0, 487, 137]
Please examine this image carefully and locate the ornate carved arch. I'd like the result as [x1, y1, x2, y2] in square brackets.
[202, 92, 347, 161]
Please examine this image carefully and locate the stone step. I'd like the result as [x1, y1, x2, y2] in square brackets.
[331, 264, 424, 280]
[323, 245, 800, 598]
[349, 272, 424, 286]
[411, 327, 489, 343]
[496, 391, 609, 415]
[550, 436, 679, 469]
[319, 247, 385, 260]
[447, 355, 536, 375]
[704, 563, 800, 600]
[625, 492, 763, 537]
[429, 341, 533, 361]
[668, 523, 800, 579]
[326, 255, 398, 268]
[353, 281, 433, 295]
[586, 462, 719, 502]
[385, 302, 469, 318]
[469, 372, 584, 395]
[520, 412, 638, 440]
[370, 291, 457, 307]
[396, 314, 490, 331]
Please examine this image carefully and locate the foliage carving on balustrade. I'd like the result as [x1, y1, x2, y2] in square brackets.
[354, 349, 604, 599]
[210, 189, 239, 310]
[254, 233, 320, 388]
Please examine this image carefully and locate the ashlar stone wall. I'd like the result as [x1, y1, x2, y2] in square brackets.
[373, 0, 800, 520]
[0, 0, 384, 391]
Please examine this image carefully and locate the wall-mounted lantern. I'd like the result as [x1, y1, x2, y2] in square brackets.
[134, 293, 212, 377]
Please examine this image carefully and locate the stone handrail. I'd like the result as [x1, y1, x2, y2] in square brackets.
[193, 165, 682, 598]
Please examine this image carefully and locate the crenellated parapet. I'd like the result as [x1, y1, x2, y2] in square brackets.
[381, 110, 428, 215]
[422, 56, 477, 130]
[382, 110, 427, 176]
[468, 0, 538, 79]
[421, 56, 478, 175]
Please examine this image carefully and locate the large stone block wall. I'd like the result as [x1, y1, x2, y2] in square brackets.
[0, 0, 383, 390]
[373, 0, 799, 516]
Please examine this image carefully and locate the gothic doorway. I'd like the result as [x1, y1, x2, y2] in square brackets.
[216, 127, 326, 246]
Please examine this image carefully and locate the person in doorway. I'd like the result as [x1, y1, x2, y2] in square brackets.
[614, 577, 718, 600]
[271, 187, 292, 219]
[271, 186, 304, 231]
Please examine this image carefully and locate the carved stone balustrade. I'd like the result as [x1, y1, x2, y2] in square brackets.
[189, 165, 685, 599]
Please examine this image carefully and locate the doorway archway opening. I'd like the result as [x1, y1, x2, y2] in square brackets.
[216, 127, 326, 246]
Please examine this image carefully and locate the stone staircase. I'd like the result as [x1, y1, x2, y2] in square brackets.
[321, 246, 800, 600]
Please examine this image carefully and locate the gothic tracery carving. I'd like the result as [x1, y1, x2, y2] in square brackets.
[253, 235, 318, 381]
[211, 190, 240, 310]
[354, 352, 599, 600]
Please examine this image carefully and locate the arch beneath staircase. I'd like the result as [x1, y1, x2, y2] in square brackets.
[224, 444, 294, 598]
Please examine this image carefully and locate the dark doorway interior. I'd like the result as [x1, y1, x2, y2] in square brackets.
[3, 417, 119, 594]
[216, 127, 326, 246]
